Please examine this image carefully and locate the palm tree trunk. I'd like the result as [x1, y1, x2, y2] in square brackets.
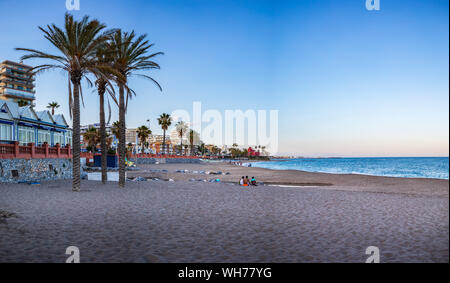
[180, 137, 183, 155]
[72, 83, 81, 192]
[162, 129, 166, 155]
[118, 85, 126, 187]
[99, 87, 107, 184]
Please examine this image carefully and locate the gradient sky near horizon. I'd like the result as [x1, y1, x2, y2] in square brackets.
[0, 0, 448, 157]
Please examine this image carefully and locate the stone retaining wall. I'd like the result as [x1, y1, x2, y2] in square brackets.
[0, 159, 72, 183]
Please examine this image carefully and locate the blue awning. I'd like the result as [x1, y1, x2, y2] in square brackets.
[39, 126, 53, 131]
[0, 119, 14, 125]
[18, 122, 37, 127]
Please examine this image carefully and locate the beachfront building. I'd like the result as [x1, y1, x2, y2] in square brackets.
[148, 134, 174, 154]
[0, 60, 72, 147]
[0, 100, 72, 146]
[0, 60, 35, 105]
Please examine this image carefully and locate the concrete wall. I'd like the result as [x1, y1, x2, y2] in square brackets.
[0, 158, 72, 183]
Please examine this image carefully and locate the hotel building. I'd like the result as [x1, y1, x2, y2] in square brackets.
[0, 60, 35, 104]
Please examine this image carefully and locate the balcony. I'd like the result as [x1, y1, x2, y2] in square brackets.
[0, 69, 35, 81]
[1, 88, 35, 100]
[0, 78, 35, 88]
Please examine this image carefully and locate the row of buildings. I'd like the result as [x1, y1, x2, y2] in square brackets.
[80, 124, 182, 154]
[0, 60, 72, 147]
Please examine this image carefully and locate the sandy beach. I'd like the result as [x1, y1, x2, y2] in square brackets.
[0, 161, 448, 263]
[128, 161, 449, 197]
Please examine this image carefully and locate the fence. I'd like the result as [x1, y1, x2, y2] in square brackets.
[79, 152, 204, 160]
[0, 142, 72, 159]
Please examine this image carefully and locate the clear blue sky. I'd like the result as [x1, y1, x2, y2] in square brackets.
[1, 0, 448, 156]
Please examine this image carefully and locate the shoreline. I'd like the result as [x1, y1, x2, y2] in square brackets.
[244, 157, 449, 181]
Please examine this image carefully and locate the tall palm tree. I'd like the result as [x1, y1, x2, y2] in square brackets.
[93, 46, 119, 184]
[158, 113, 172, 155]
[46, 101, 60, 115]
[16, 14, 114, 191]
[175, 121, 187, 155]
[137, 125, 152, 152]
[108, 30, 163, 187]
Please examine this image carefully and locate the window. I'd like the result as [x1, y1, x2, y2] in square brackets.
[38, 129, 51, 145]
[0, 123, 13, 141]
[54, 131, 64, 146]
[65, 131, 72, 147]
[18, 126, 35, 145]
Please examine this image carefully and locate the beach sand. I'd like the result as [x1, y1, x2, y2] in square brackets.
[128, 161, 449, 197]
[0, 162, 448, 263]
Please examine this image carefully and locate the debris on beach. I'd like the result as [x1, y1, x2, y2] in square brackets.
[169, 179, 174, 182]
[0, 211, 16, 219]
[133, 176, 147, 182]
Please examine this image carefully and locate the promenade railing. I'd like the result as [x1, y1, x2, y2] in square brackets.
[0, 142, 72, 159]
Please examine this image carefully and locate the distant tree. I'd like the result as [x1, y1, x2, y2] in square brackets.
[176, 121, 187, 155]
[188, 129, 199, 156]
[111, 121, 120, 141]
[83, 127, 99, 153]
[158, 113, 172, 154]
[46, 101, 60, 115]
[137, 125, 151, 151]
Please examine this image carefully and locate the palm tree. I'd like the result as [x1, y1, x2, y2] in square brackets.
[198, 142, 206, 156]
[158, 113, 172, 155]
[175, 121, 187, 155]
[83, 127, 99, 153]
[93, 46, 119, 184]
[108, 30, 163, 187]
[16, 14, 114, 192]
[137, 125, 152, 152]
[111, 121, 120, 141]
[46, 101, 60, 115]
[188, 129, 199, 156]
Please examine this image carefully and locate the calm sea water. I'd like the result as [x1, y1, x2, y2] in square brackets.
[250, 157, 449, 180]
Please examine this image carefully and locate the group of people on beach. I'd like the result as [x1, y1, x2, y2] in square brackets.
[239, 176, 257, 186]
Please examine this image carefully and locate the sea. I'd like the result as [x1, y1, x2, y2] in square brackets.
[248, 157, 449, 180]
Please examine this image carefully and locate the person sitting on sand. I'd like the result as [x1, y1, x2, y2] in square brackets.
[239, 176, 244, 186]
[243, 176, 250, 186]
[251, 177, 257, 186]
